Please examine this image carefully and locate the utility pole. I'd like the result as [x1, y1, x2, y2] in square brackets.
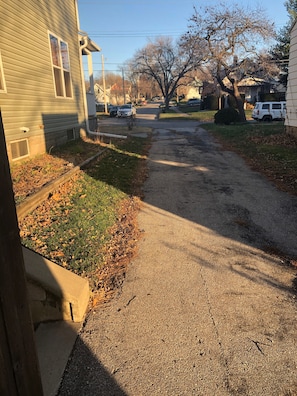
[0, 110, 43, 395]
[122, 68, 126, 104]
[101, 55, 108, 113]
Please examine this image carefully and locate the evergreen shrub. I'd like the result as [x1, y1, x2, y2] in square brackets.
[214, 107, 240, 125]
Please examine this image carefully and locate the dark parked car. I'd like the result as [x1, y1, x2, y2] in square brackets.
[187, 98, 201, 106]
[96, 102, 106, 112]
[109, 105, 119, 117]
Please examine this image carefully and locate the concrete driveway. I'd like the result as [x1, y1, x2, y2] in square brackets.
[58, 105, 297, 395]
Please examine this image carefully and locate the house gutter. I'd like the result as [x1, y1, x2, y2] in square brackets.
[79, 32, 127, 140]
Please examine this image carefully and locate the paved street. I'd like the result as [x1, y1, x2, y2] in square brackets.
[59, 104, 297, 395]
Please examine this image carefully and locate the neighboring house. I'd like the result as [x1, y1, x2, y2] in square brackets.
[220, 76, 276, 104]
[185, 78, 203, 101]
[238, 77, 286, 104]
[285, 20, 297, 137]
[94, 83, 111, 105]
[237, 77, 271, 103]
[186, 86, 202, 101]
[0, 0, 100, 162]
[94, 82, 131, 106]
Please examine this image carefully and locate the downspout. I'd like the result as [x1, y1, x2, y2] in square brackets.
[79, 33, 126, 140]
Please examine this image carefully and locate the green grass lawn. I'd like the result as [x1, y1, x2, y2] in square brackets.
[159, 108, 253, 122]
[202, 121, 287, 157]
[202, 121, 297, 196]
[159, 108, 217, 122]
[19, 132, 151, 289]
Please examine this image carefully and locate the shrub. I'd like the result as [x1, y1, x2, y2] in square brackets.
[203, 95, 219, 110]
[214, 107, 240, 125]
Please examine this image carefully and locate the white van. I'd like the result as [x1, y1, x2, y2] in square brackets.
[252, 101, 286, 122]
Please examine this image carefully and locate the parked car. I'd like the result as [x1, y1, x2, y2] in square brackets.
[117, 104, 136, 117]
[187, 98, 201, 106]
[109, 105, 119, 117]
[252, 101, 286, 122]
[96, 102, 109, 112]
[159, 101, 176, 108]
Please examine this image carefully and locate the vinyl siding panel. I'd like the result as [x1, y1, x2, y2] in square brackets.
[286, 21, 297, 134]
[0, 0, 88, 160]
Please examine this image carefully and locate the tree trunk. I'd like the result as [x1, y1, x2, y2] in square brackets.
[216, 72, 247, 123]
[233, 82, 246, 122]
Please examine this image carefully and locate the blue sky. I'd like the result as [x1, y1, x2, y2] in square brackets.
[77, 0, 289, 77]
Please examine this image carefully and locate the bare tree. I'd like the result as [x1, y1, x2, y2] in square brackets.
[95, 72, 121, 87]
[131, 36, 205, 109]
[122, 62, 141, 103]
[119, 61, 159, 104]
[184, 3, 275, 121]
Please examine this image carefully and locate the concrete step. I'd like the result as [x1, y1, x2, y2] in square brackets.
[23, 246, 90, 325]
[35, 320, 82, 396]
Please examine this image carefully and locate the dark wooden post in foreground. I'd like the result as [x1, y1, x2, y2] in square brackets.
[0, 111, 43, 395]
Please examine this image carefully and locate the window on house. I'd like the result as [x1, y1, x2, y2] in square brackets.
[49, 34, 72, 98]
[11, 139, 29, 160]
[67, 128, 75, 140]
[0, 51, 6, 92]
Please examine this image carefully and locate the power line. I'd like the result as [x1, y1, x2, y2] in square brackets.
[87, 32, 184, 38]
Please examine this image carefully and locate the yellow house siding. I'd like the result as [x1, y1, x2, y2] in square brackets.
[0, 0, 87, 160]
[286, 21, 297, 135]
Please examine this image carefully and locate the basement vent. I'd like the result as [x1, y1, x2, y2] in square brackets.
[67, 128, 75, 141]
[11, 139, 29, 160]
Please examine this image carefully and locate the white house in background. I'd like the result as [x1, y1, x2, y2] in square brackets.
[94, 83, 110, 103]
[237, 77, 271, 103]
[0, 0, 100, 162]
[285, 20, 297, 137]
[186, 78, 203, 100]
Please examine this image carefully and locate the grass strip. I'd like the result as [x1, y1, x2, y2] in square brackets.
[202, 121, 297, 195]
[19, 135, 151, 290]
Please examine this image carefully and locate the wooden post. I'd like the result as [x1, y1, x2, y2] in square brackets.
[0, 111, 43, 395]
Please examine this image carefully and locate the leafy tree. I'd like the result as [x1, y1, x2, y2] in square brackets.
[270, 26, 290, 86]
[270, 0, 297, 86]
[285, 0, 297, 21]
[184, 3, 275, 121]
[130, 36, 205, 109]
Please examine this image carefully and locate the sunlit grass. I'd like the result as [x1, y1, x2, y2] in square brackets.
[159, 108, 253, 122]
[20, 134, 151, 285]
[202, 121, 297, 195]
[159, 109, 216, 122]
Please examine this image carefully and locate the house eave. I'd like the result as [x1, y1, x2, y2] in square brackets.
[79, 31, 101, 54]
[83, 38, 101, 53]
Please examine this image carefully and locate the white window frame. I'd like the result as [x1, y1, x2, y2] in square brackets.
[49, 32, 72, 98]
[10, 138, 29, 161]
[0, 51, 7, 93]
